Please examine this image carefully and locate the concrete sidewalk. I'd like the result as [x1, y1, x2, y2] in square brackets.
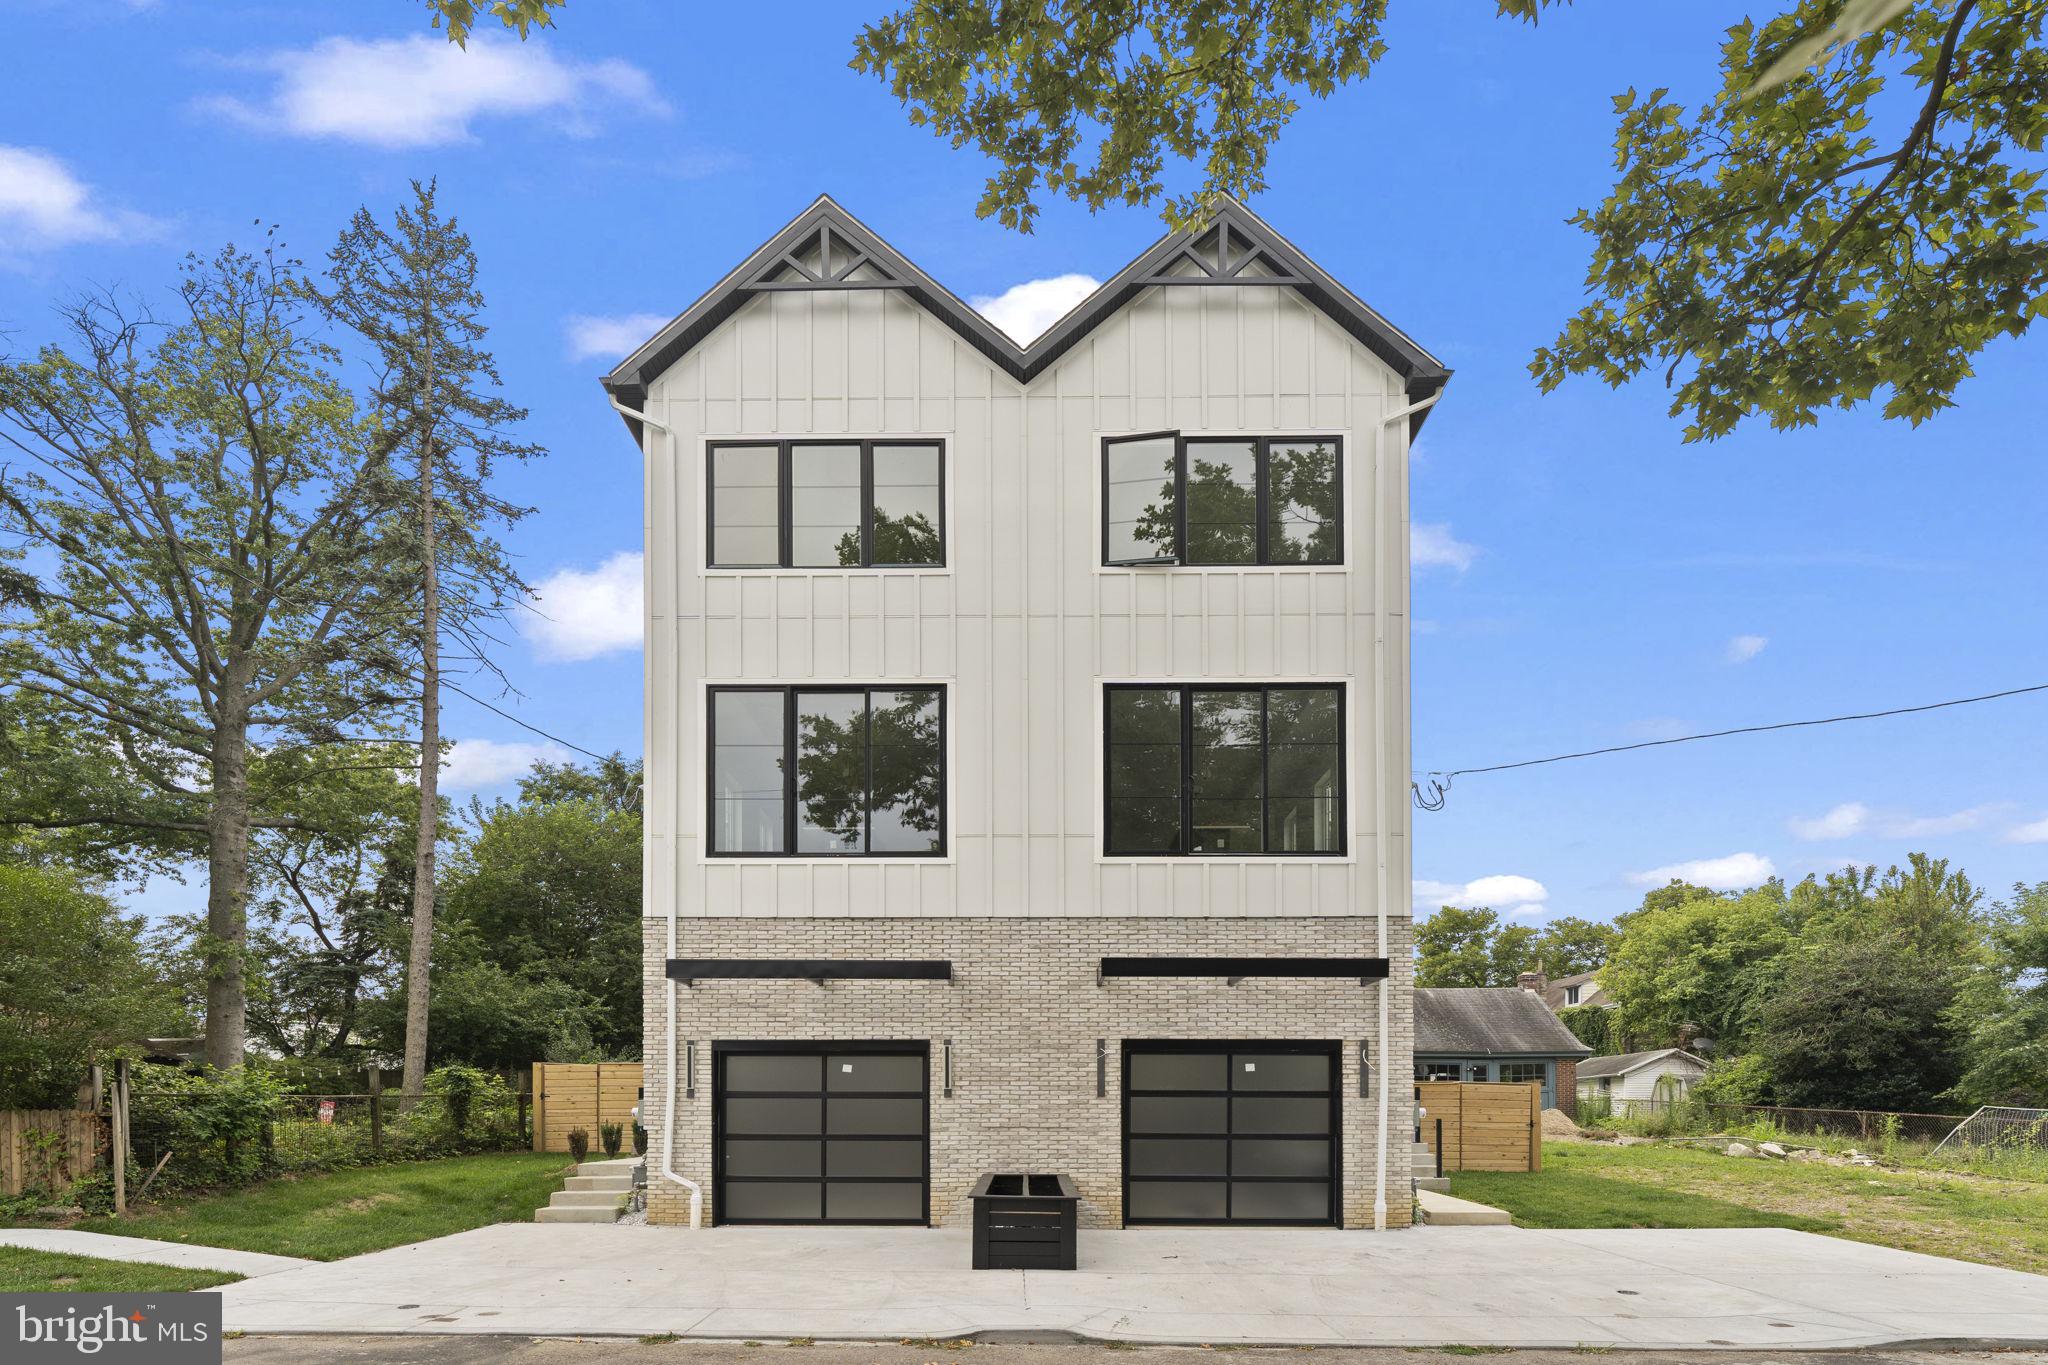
[218, 1222, 2048, 1348]
[1, 1228, 311, 1278]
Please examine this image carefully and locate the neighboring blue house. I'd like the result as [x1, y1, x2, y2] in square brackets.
[1414, 986, 1593, 1115]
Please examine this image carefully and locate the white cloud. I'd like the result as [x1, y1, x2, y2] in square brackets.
[1885, 806, 1993, 838]
[0, 145, 158, 251]
[200, 35, 667, 147]
[1789, 801, 1871, 840]
[1413, 874, 1550, 918]
[1789, 801, 1993, 841]
[2007, 815, 2048, 844]
[1627, 852, 1775, 891]
[1725, 633, 1769, 664]
[1411, 522, 1478, 572]
[969, 273, 1099, 344]
[441, 737, 567, 791]
[524, 551, 642, 662]
[564, 312, 668, 364]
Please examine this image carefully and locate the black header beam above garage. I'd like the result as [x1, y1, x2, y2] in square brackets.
[666, 958, 953, 986]
[1099, 956, 1390, 984]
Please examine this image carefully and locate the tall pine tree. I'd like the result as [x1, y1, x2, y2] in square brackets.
[311, 182, 539, 1098]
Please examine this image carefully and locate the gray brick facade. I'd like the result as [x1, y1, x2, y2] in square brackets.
[642, 915, 1414, 1231]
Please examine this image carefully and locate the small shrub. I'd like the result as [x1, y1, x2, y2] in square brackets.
[632, 1122, 648, 1156]
[127, 1063, 288, 1187]
[600, 1122, 623, 1158]
[567, 1127, 590, 1162]
[1693, 1053, 1775, 1107]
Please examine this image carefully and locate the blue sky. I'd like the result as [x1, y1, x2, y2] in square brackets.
[3, 0, 2042, 927]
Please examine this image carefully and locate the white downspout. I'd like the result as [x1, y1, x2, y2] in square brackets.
[611, 394, 704, 1230]
[1373, 388, 1440, 1231]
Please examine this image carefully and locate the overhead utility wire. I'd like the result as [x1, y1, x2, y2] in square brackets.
[442, 680, 612, 762]
[1412, 681, 2048, 812]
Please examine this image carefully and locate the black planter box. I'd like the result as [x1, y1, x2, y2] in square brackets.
[969, 1173, 1079, 1270]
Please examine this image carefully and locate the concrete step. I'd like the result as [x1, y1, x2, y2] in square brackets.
[535, 1204, 619, 1224]
[572, 1159, 640, 1176]
[546, 1190, 625, 1210]
[564, 1175, 635, 1192]
[1416, 1188, 1511, 1227]
[1413, 1176, 1451, 1194]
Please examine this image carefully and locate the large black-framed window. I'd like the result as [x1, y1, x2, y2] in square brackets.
[708, 439, 945, 569]
[1102, 433, 1341, 567]
[1123, 1040, 1340, 1227]
[1104, 684, 1344, 856]
[713, 1041, 929, 1226]
[709, 686, 946, 857]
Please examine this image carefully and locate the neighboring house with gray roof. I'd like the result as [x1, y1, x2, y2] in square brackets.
[1414, 987, 1594, 1115]
[1576, 1047, 1710, 1112]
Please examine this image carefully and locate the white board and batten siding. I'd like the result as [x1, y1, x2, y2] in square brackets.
[641, 281, 1414, 921]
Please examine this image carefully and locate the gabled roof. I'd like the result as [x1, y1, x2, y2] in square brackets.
[1576, 1048, 1709, 1080]
[1543, 970, 1610, 1011]
[1415, 988, 1594, 1059]
[600, 194, 1449, 438]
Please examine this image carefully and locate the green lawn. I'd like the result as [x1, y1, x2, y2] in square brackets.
[54, 1151, 571, 1262]
[0, 1246, 240, 1293]
[1453, 1141, 2048, 1274]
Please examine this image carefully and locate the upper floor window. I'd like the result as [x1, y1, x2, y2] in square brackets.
[708, 440, 944, 569]
[1102, 433, 1341, 567]
[709, 686, 945, 857]
[1563, 985, 1582, 1005]
[1103, 684, 1344, 857]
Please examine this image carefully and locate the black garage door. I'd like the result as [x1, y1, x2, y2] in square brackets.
[1123, 1041, 1339, 1226]
[713, 1043, 928, 1225]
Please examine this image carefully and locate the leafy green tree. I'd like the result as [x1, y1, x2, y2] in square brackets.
[1601, 883, 1796, 1051]
[1414, 905, 1538, 988]
[518, 752, 642, 814]
[855, 0, 2048, 437]
[312, 180, 539, 1103]
[1949, 881, 2048, 1106]
[1758, 937, 1960, 1111]
[1793, 853, 1985, 960]
[0, 865, 180, 1107]
[243, 751, 418, 1059]
[1531, 916, 1618, 980]
[426, 0, 564, 45]
[439, 762, 643, 1056]
[0, 239, 417, 1068]
[359, 919, 602, 1071]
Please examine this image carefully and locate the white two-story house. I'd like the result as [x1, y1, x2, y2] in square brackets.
[602, 194, 1448, 1231]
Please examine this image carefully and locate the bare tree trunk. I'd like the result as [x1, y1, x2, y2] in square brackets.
[204, 714, 251, 1070]
[401, 436, 440, 1107]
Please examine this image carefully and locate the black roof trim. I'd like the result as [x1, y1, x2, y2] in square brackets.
[602, 194, 1450, 435]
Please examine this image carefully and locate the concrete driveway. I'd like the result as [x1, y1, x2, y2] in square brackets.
[217, 1223, 2048, 1349]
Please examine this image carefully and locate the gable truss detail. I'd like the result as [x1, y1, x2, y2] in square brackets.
[603, 195, 1449, 433]
[1135, 220, 1307, 287]
[742, 222, 904, 293]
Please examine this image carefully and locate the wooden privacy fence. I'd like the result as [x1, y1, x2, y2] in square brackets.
[1416, 1080, 1543, 1173]
[531, 1062, 642, 1153]
[1, 1110, 100, 1197]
